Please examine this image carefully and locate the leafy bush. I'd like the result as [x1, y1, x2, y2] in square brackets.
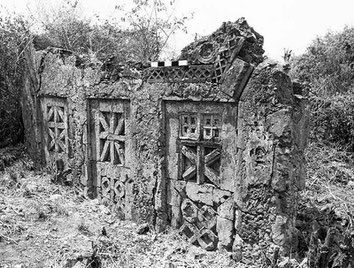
[291, 26, 354, 151]
[0, 13, 29, 147]
[310, 94, 354, 151]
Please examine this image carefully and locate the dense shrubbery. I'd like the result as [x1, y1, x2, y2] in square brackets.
[309, 94, 354, 151]
[0, 14, 29, 147]
[291, 27, 354, 151]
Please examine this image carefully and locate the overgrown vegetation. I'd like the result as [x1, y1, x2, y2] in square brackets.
[290, 26, 354, 267]
[2, 1, 354, 267]
[0, 13, 29, 147]
[290, 27, 354, 152]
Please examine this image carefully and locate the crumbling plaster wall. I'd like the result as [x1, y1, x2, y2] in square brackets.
[36, 50, 240, 225]
[234, 61, 308, 261]
[22, 18, 308, 263]
[22, 49, 47, 163]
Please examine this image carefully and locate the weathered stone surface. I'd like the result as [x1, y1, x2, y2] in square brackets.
[169, 180, 185, 228]
[181, 199, 199, 223]
[233, 60, 308, 262]
[185, 182, 232, 206]
[220, 58, 253, 99]
[218, 196, 234, 220]
[185, 183, 214, 206]
[21, 17, 308, 263]
[217, 217, 234, 249]
[271, 215, 288, 245]
[213, 189, 232, 204]
[244, 123, 274, 186]
[180, 18, 264, 66]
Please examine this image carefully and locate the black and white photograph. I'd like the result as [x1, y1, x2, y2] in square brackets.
[1, 0, 354, 267]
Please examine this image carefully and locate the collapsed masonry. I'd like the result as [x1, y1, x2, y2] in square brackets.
[22, 18, 308, 263]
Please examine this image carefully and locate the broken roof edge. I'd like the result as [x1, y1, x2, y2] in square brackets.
[36, 17, 264, 93]
[144, 17, 264, 91]
[178, 17, 264, 66]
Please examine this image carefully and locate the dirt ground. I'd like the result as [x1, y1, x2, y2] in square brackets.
[0, 156, 235, 268]
[1, 143, 354, 268]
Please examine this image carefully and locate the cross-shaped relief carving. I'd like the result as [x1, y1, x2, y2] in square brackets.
[46, 104, 67, 153]
[179, 113, 221, 186]
[92, 100, 130, 219]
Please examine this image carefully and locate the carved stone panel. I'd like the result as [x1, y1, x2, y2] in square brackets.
[90, 99, 131, 219]
[41, 97, 68, 167]
[165, 101, 237, 250]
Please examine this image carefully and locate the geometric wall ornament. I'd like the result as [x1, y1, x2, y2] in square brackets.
[165, 101, 237, 251]
[99, 175, 126, 205]
[180, 113, 221, 141]
[96, 111, 125, 165]
[46, 104, 67, 153]
[145, 31, 247, 84]
[144, 65, 214, 84]
[179, 199, 218, 250]
[90, 99, 130, 218]
[180, 144, 221, 186]
[179, 113, 221, 186]
[41, 97, 69, 166]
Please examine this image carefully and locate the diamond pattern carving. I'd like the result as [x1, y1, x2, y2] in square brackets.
[91, 99, 130, 220]
[144, 65, 214, 83]
[100, 175, 126, 205]
[179, 199, 218, 250]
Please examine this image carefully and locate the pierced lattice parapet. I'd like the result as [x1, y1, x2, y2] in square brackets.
[213, 56, 229, 83]
[213, 35, 246, 84]
[41, 97, 69, 166]
[144, 65, 214, 83]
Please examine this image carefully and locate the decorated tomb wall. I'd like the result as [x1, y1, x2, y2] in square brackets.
[21, 18, 308, 260]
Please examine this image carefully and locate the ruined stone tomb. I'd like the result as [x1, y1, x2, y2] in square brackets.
[22, 18, 308, 259]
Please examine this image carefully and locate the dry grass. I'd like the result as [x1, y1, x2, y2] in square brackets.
[0, 156, 234, 268]
[294, 141, 354, 267]
[304, 141, 354, 213]
[2, 142, 353, 267]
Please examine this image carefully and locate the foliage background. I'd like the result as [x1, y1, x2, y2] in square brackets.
[290, 26, 354, 152]
[0, 13, 29, 147]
